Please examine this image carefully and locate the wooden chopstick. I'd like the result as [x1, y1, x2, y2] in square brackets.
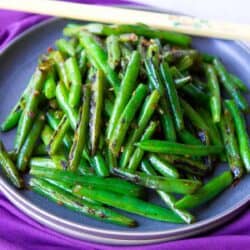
[0, 0, 250, 41]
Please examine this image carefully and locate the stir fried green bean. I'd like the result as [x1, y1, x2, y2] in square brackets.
[1, 21, 249, 227]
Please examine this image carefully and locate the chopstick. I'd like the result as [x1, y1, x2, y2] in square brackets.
[0, 0, 250, 41]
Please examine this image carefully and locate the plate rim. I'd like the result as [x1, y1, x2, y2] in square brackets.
[0, 14, 250, 245]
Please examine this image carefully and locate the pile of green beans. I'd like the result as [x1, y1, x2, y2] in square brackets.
[1, 22, 250, 227]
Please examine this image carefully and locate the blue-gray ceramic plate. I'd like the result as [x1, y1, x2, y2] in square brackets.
[0, 14, 250, 245]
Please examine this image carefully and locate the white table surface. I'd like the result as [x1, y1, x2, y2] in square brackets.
[131, 0, 250, 23]
[131, 0, 250, 45]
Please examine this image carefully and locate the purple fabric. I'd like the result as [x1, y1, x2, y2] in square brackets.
[0, 1, 249, 249]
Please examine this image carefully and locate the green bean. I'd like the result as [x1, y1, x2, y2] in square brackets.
[141, 160, 194, 224]
[1, 95, 27, 132]
[174, 76, 192, 88]
[204, 64, 221, 123]
[145, 58, 176, 141]
[69, 37, 78, 47]
[213, 58, 248, 111]
[48, 116, 70, 155]
[41, 125, 68, 170]
[178, 129, 202, 145]
[144, 58, 164, 96]
[112, 168, 202, 194]
[180, 165, 207, 177]
[177, 55, 193, 71]
[17, 113, 45, 172]
[146, 39, 161, 66]
[30, 157, 56, 168]
[159, 154, 208, 172]
[77, 158, 94, 176]
[74, 184, 184, 223]
[181, 99, 208, 131]
[98, 134, 105, 151]
[107, 149, 117, 170]
[106, 35, 121, 69]
[30, 157, 93, 175]
[229, 74, 248, 92]
[127, 121, 158, 172]
[120, 90, 160, 168]
[43, 71, 56, 99]
[56, 38, 75, 57]
[65, 56, 82, 108]
[47, 110, 63, 120]
[7, 151, 18, 165]
[65, 23, 191, 47]
[225, 100, 250, 172]
[49, 51, 69, 88]
[104, 98, 113, 117]
[75, 44, 82, 55]
[164, 49, 198, 63]
[219, 110, 244, 178]
[1, 105, 23, 132]
[78, 31, 120, 94]
[158, 154, 207, 177]
[41, 125, 54, 146]
[198, 129, 216, 171]
[56, 82, 78, 129]
[201, 53, 216, 63]
[33, 144, 48, 156]
[148, 154, 180, 178]
[15, 68, 46, 152]
[46, 111, 72, 149]
[106, 51, 140, 140]
[44, 178, 100, 205]
[0, 141, 23, 188]
[181, 99, 221, 145]
[78, 49, 87, 75]
[30, 178, 136, 227]
[120, 44, 133, 71]
[175, 171, 233, 210]
[90, 70, 104, 155]
[74, 186, 182, 223]
[109, 84, 148, 155]
[170, 66, 182, 78]
[92, 153, 109, 177]
[1, 59, 49, 132]
[181, 84, 210, 105]
[198, 108, 223, 146]
[46, 111, 91, 163]
[160, 62, 184, 130]
[30, 166, 145, 197]
[137, 140, 223, 156]
[69, 85, 90, 172]
[1, 72, 35, 132]
[119, 33, 138, 43]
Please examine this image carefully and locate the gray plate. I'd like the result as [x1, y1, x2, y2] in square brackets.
[0, 15, 250, 245]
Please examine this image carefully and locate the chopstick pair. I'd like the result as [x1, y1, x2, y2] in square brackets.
[0, 0, 250, 41]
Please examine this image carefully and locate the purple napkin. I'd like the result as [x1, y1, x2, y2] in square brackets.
[0, 1, 250, 249]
